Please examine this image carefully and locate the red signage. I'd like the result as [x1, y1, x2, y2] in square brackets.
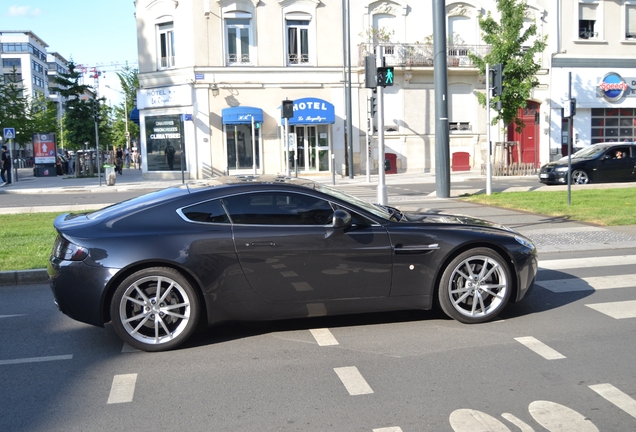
[33, 133, 57, 164]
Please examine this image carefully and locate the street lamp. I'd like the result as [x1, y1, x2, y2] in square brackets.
[105, 85, 130, 151]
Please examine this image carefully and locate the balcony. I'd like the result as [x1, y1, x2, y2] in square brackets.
[358, 43, 491, 68]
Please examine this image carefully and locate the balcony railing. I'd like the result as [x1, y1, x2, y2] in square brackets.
[358, 43, 491, 68]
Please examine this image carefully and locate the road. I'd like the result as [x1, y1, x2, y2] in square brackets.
[2, 178, 636, 431]
[1, 248, 636, 431]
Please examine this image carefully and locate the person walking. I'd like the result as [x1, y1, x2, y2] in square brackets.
[165, 144, 176, 170]
[115, 146, 124, 175]
[1, 145, 12, 186]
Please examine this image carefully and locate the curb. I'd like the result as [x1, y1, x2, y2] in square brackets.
[0, 269, 49, 286]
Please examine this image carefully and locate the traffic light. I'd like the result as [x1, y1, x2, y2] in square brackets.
[377, 67, 394, 87]
[281, 99, 294, 119]
[364, 54, 376, 89]
[490, 63, 503, 98]
[570, 98, 576, 117]
[93, 99, 101, 122]
[369, 91, 377, 117]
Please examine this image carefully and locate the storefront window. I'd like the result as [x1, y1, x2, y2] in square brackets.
[226, 124, 260, 171]
[591, 108, 636, 144]
[145, 115, 186, 171]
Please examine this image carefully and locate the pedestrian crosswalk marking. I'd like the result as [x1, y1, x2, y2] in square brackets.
[585, 300, 636, 319]
[589, 383, 636, 418]
[515, 336, 566, 360]
[536, 275, 633, 293]
[539, 255, 636, 271]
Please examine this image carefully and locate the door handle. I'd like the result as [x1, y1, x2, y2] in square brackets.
[246, 242, 276, 247]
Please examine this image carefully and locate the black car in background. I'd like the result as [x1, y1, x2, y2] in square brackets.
[539, 142, 636, 185]
[48, 175, 538, 351]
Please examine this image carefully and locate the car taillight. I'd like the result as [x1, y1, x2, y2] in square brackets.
[52, 236, 88, 261]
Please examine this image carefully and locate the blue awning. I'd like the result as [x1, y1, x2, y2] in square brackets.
[130, 107, 139, 125]
[280, 98, 335, 125]
[222, 106, 263, 124]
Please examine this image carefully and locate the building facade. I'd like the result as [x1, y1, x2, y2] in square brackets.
[134, 0, 553, 180]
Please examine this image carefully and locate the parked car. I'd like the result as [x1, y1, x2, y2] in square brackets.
[48, 175, 538, 351]
[538, 142, 636, 185]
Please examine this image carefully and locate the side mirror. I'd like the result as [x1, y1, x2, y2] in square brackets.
[332, 209, 352, 229]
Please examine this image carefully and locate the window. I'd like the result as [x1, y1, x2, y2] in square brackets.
[591, 108, 636, 144]
[286, 19, 310, 65]
[157, 22, 175, 69]
[223, 192, 334, 225]
[2, 58, 21, 68]
[181, 200, 230, 224]
[32, 60, 44, 74]
[225, 18, 252, 64]
[627, 4, 636, 39]
[579, 3, 598, 39]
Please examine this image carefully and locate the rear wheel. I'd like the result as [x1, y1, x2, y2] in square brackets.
[110, 267, 200, 352]
[438, 248, 512, 324]
[571, 169, 590, 184]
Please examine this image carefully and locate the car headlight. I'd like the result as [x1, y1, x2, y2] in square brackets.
[515, 235, 536, 251]
[554, 166, 569, 173]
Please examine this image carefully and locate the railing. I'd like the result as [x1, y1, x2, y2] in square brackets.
[358, 43, 491, 68]
[160, 56, 176, 68]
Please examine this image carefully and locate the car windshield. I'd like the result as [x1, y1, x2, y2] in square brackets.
[571, 145, 608, 159]
[314, 183, 394, 220]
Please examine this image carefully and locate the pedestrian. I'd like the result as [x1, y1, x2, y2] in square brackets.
[1, 145, 12, 186]
[115, 146, 124, 174]
[125, 148, 131, 168]
[165, 144, 176, 170]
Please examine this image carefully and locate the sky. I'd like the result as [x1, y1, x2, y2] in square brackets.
[1, 0, 138, 102]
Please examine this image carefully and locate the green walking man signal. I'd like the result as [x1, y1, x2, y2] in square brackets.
[377, 67, 394, 87]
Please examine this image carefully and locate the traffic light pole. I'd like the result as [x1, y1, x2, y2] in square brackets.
[376, 46, 387, 205]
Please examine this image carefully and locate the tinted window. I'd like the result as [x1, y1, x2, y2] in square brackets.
[182, 199, 230, 223]
[223, 192, 333, 225]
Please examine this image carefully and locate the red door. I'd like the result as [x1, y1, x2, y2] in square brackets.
[507, 101, 540, 167]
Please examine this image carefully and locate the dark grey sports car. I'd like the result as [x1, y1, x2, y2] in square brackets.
[48, 175, 538, 352]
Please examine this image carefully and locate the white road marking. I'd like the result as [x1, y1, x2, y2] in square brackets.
[528, 400, 599, 431]
[373, 427, 403, 432]
[121, 343, 140, 353]
[0, 355, 73, 366]
[514, 337, 566, 360]
[280, 271, 298, 277]
[333, 366, 374, 395]
[539, 255, 636, 270]
[107, 373, 138, 404]
[0, 314, 26, 319]
[309, 328, 339, 346]
[500, 413, 533, 432]
[586, 300, 636, 319]
[292, 281, 314, 291]
[449, 409, 511, 431]
[589, 383, 636, 419]
[536, 275, 633, 292]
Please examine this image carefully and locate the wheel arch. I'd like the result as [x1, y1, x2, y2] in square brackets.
[101, 260, 207, 326]
[431, 241, 519, 309]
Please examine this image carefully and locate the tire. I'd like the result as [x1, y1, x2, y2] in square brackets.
[571, 170, 590, 184]
[110, 267, 200, 352]
[438, 248, 512, 324]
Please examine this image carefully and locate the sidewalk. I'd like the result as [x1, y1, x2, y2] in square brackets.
[2, 166, 636, 286]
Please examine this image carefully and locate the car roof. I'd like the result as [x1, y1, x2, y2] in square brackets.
[186, 175, 319, 191]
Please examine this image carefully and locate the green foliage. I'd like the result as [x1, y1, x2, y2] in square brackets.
[0, 212, 61, 271]
[109, 67, 139, 150]
[462, 188, 636, 226]
[468, 0, 547, 133]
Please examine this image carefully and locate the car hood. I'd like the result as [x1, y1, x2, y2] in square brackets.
[402, 211, 513, 232]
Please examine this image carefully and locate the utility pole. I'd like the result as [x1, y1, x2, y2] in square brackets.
[433, 0, 450, 198]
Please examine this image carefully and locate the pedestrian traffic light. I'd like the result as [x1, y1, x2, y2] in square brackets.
[281, 99, 294, 119]
[377, 67, 394, 87]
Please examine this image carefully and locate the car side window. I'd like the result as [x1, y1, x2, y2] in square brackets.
[333, 204, 375, 226]
[181, 199, 230, 224]
[223, 192, 334, 225]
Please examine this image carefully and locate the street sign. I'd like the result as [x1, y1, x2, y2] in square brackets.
[3, 128, 15, 139]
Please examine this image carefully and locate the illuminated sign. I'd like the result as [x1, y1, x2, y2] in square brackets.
[598, 73, 630, 102]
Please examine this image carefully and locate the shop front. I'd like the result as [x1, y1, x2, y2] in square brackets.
[222, 106, 263, 175]
[551, 68, 636, 160]
[281, 98, 334, 175]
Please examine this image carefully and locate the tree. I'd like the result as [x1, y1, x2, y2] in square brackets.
[468, 0, 547, 134]
[109, 66, 139, 150]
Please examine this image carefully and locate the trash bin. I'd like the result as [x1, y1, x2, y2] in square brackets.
[104, 165, 116, 186]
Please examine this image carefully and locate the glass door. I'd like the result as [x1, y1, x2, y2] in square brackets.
[227, 124, 260, 173]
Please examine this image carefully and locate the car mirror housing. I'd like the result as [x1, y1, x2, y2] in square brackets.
[332, 209, 352, 229]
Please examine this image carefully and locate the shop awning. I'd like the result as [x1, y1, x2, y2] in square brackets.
[222, 106, 263, 124]
[280, 98, 336, 125]
[130, 107, 140, 125]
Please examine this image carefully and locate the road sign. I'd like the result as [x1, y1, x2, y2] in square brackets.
[3, 128, 15, 139]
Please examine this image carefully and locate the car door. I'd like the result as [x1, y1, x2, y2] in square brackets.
[225, 191, 393, 302]
[596, 146, 633, 182]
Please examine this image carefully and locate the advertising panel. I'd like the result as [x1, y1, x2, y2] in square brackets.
[33, 133, 57, 164]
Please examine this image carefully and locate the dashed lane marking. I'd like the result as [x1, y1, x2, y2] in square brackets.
[310, 328, 339, 346]
[585, 300, 636, 319]
[107, 373, 138, 404]
[373, 428, 403, 432]
[589, 383, 636, 419]
[514, 337, 566, 360]
[0, 355, 73, 366]
[334, 366, 374, 395]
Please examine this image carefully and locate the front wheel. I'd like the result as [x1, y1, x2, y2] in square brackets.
[571, 169, 590, 184]
[438, 248, 512, 324]
[110, 267, 200, 352]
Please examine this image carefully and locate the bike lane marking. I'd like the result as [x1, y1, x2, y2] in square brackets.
[310, 328, 339, 346]
[333, 366, 374, 395]
[514, 337, 566, 360]
[589, 383, 636, 419]
[107, 373, 138, 404]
